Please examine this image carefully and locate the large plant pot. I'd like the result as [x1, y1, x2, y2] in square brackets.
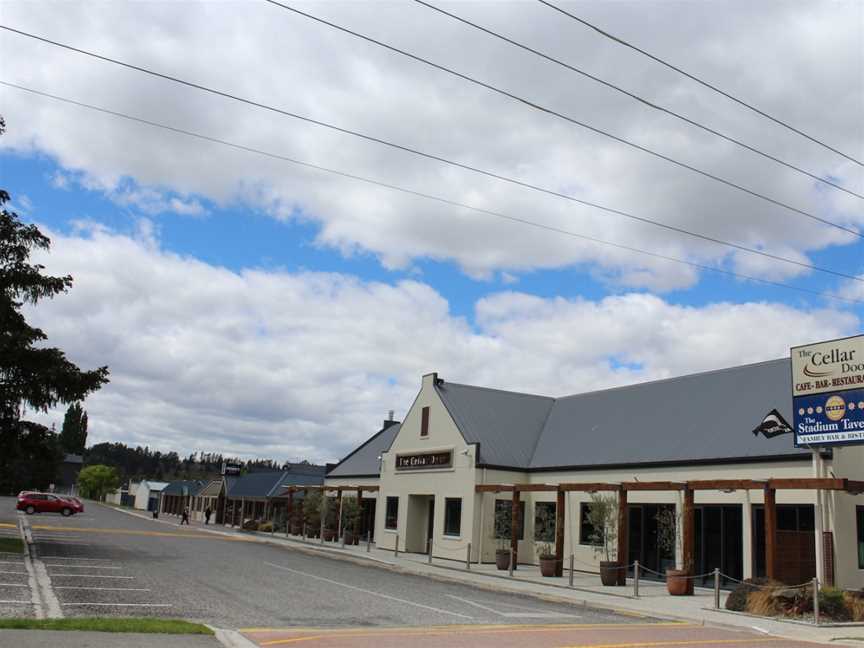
[495, 550, 511, 571]
[599, 561, 620, 586]
[290, 523, 302, 535]
[323, 529, 337, 542]
[343, 531, 356, 545]
[539, 556, 557, 577]
[666, 569, 691, 596]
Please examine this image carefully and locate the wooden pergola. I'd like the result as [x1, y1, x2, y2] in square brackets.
[277, 484, 379, 539]
[477, 478, 864, 586]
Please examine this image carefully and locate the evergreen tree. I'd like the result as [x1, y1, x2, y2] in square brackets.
[59, 402, 88, 454]
[0, 116, 109, 493]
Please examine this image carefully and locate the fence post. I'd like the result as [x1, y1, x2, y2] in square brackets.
[569, 555, 574, 587]
[713, 568, 720, 609]
[394, 534, 399, 558]
[341, 531, 346, 548]
[813, 577, 820, 626]
[509, 548, 514, 578]
[427, 538, 433, 564]
[466, 543, 471, 570]
[366, 532, 371, 553]
[302, 523, 307, 542]
[634, 560, 640, 598]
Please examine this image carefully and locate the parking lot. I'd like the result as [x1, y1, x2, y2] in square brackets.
[0, 512, 32, 618]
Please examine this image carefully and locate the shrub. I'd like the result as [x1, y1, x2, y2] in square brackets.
[725, 578, 776, 612]
[819, 588, 850, 622]
[747, 589, 781, 617]
[843, 591, 864, 622]
[258, 521, 273, 533]
[241, 518, 259, 531]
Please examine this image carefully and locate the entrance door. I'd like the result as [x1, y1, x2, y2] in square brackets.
[628, 504, 675, 579]
[694, 505, 743, 587]
[427, 499, 435, 553]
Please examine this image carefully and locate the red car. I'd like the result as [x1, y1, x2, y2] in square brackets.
[16, 492, 84, 516]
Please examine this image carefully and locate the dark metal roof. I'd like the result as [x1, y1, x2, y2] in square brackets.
[225, 470, 324, 498]
[443, 358, 805, 470]
[326, 423, 400, 477]
[162, 480, 207, 497]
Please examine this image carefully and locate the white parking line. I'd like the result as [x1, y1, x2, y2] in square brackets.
[39, 556, 112, 561]
[50, 574, 134, 579]
[264, 561, 473, 620]
[54, 586, 151, 591]
[61, 603, 171, 608]
[0, 569, 26, 575]
[0, 600, 31, 604]
[43, 564, 121, 570]
[445, 594, 579, 619]
[0, 583, 29, 587]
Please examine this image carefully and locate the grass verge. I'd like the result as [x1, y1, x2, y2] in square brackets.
[0, 537, 24, 553]
[0, 618, 213, 634]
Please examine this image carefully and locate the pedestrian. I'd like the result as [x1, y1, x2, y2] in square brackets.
[181, 507, 190, 525]
[204, 507, 212, 525]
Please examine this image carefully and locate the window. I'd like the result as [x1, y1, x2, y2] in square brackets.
[421, 406, 430, 437]
[444, 498, 462, 536]
[385, 496, 399, 530]
[857, 507, 864, 570]
[494, 499, 524, 540]
[534, 502, 556, 542]
[579, 503, 602, 546]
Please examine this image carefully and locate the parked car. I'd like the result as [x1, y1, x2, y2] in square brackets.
[16, 492, 82, 516]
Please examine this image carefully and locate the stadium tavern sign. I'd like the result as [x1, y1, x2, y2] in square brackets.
[792, 335, 864, 446]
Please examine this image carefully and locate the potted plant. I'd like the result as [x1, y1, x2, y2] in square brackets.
[535, 541, 557, 577]
[340, 497, 361, 545]
[493, 504, 512, 570]
[585, 493, 620, 586]
[656, 506, 690, 595]
[534, 503, 558, 577]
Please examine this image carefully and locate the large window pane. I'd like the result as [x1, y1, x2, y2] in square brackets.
[534, 502, 556, 542]
[385, 496, 399, 530]
[857, 507, 864, 570]
[444, 498, 462, 536]
[494, 499, 524, 540]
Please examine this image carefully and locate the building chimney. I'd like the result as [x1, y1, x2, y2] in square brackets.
[383, 410, 399, 430]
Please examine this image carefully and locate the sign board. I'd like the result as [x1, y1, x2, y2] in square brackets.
[792, 335, 864, 447]
[221, 461, 241, 476]
[395, 450, 453, 471]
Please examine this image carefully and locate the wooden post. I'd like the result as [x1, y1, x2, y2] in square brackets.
[682, 486, 695, 595]
[616, 487, 629, 586]
[511, 488, 521, 571]
[764, 486, 777, 581]
[336, 488, 344, 540]
[302, 488, 308, 531]
[287, 490, 294, 534]
[355, 488, 363, 542]
[555, 488, 566, 577]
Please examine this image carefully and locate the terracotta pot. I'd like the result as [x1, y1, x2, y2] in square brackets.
[666, 569, 691, 596]
[290, 523, 302, 535]
[495, 550, 511, 571]
[343, 531, 355, 545]
[539, 556, 557, 577]
[599, 561, 620, 586]
[323, 529, 337, 542]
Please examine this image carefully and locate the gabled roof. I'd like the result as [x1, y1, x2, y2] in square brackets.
[225, 470, 324, 498]
[140, 481, 169, 491]
[326, 422, 400, 478]
[162, 480, 206, 497]
[440, 358, 806, 470]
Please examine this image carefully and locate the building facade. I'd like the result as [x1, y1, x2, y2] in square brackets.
[326, 359, 864, 590]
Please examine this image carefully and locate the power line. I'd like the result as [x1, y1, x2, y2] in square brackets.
[257, 3, 863, 241]
[3, 80, 862, 307]
[537, 0, 864, 168]
[412, 0, 863, 202]
[1, 25, 861, 283]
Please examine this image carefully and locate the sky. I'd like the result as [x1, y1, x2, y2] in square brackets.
[1, 0, 862, 464]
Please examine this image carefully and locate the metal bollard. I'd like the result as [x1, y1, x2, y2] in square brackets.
[302, 523, 307, 541]
[634, 560, 640, 598]
[813, 577, 820, 626]
[713, 568, 720, 609]
[427, 538, 433, 564]
[569, 555, 574, 587]
[395, 534, 399, 557]
[466, 543, 471, 570]
[341, 532, 346, 548]
[508, 549, 514, 578]
[366, 533, 371, 553]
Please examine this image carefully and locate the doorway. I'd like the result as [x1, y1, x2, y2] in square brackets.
[752, 504, 816, 584]
[694, 505, 743, 586]
[427, 499, 435, 553]
[405, 494, 435, 553]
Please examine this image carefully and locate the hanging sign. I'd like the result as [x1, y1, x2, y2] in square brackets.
[792, 335, 864, 447]
[221, 462, 241, 476]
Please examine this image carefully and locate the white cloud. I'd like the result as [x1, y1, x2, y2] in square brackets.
[0, 0, 861, 290]
[23, 226, 859, 463]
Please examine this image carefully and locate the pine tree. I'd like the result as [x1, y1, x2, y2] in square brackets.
[59, 402, 88, 454]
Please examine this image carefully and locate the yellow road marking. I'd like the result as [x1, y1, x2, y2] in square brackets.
[253, 623, 695, 646]
[31, 525, 251, 541]
[561, 639, 784, 648]
[0, 523, 17, 529]
[244, 622, 689, 633]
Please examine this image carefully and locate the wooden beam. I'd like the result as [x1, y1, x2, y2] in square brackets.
[475, 484, 514, 493]
[623, 481, 686, 491]
[687, 479, 766, 491]
[559, 483, 621, 492]
[511, 489, 521, 571]
[554, 489, 565, 577]
[682, 486, 695, 595]
[514, 484, 558, 492]
[616, 489, 628, 586]
[764, 486, 777, 581]
[768, 478, 847, 490]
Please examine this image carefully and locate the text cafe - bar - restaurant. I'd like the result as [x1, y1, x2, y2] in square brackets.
[325, 335, 864, 590]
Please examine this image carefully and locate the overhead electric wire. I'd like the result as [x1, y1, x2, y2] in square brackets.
[537, 0, 864, 168]
[413, 0, 863, 201]
[1, 25, 862, 285]
[3, 80, 862, 307]
[258, 0, 862, 240]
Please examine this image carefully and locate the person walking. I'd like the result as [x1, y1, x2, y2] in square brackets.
[181, 507, 190, 525]
[204, 507, 212, 525]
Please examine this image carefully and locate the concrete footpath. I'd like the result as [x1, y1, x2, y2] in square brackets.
[0, 629, 220, 647]
[106, 504, 864, 647]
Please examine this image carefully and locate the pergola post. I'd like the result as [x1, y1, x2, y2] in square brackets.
[555, 488, 566, 577]
[616, 488, 629, 586]
[764, 486, 777, 580]
[682, 486, 695, 595]
[511, 488, 521, 571]
[336, 488, 344, 539]
[287, 490, 294, 534]
[355, 488, 363, 542]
